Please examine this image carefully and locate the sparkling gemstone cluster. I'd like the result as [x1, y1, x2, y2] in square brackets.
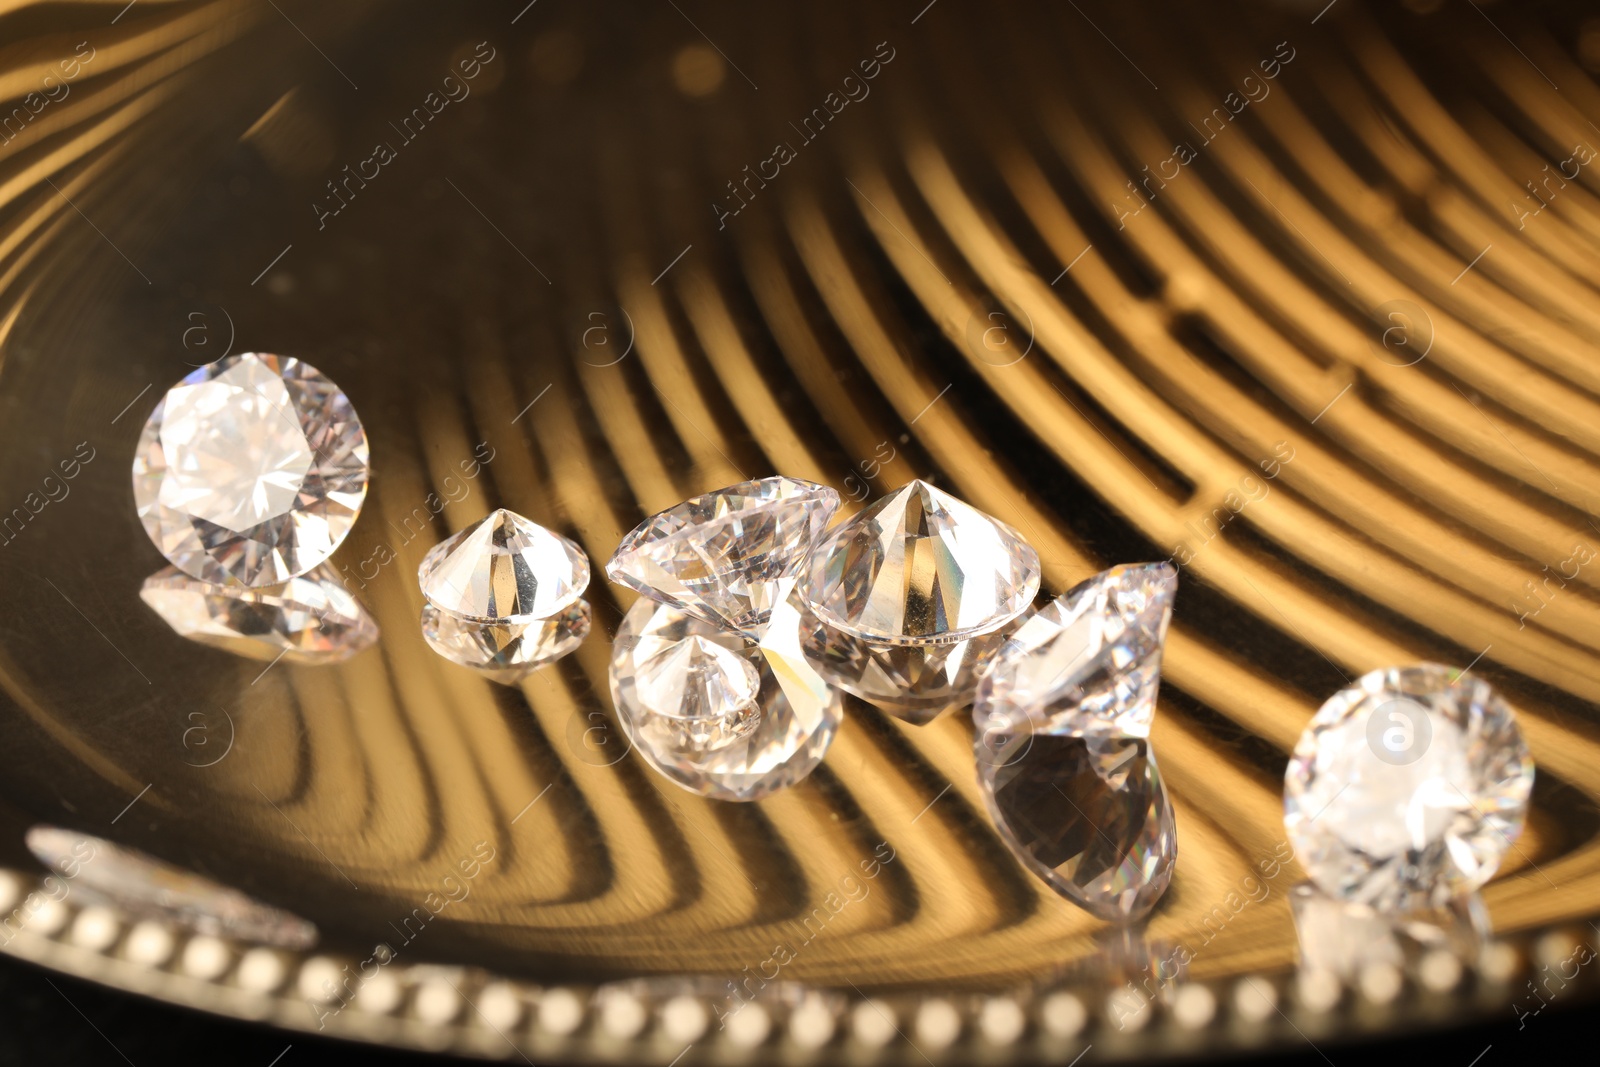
[973, 563, 1180, 922]
[133, 353, 377, 665]
[606, 477, 843, 801]
[417, 509, 591, 682]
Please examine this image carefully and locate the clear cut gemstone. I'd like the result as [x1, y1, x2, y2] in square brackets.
[132, 353, 369, 587]
[973, 563, 1177, 740]
[802, 479, 1040, 644]
[606, 476, 840, 638]
[977, 732, 1176, 922]
[611, 589, 840, 801]
[421, 600, 590, 683]
[418, 509, 588, 621]
[1283, 663, 1534, 911]
[140, 563, 377, 664]
[971, 563, 1180, 920]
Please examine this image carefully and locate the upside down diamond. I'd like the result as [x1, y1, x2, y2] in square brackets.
[972, 563, 1179, 922]
[607, 476, 840, 638]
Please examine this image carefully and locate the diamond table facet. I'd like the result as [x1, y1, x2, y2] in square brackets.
[606, 476, 840, 638]
[419, 509, 589, 622]
[132, 353, 369, 587]
[140, 563, 377, 664]
[1283, 663, 1534, 911]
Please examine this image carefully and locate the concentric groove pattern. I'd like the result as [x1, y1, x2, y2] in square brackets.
[3, 0, 1600, 1061]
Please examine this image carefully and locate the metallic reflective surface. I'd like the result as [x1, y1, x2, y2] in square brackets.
[2, 0, 1600, 1060]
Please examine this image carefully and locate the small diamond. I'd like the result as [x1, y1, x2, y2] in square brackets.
[796, 480, 1040, 717]
[1283, 663, 1534, 911]
[421, 600, 590, 683]
[971, 563, 1179, 921]
[633, 635, 761, 720]
[140, 563, 376, 664]
[610, 591, 840, 801]
[133, 353, 369, 587]
[607, 476, 841, 638]
[803, 479, 1039, 643]
[974, 563, 1177, 740]
[418, 509, 588, 621]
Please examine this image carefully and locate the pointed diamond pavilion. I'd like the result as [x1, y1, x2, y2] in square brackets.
[633, 634, 761, 721]
[804, 480, 1040, 644]
[607, 476, 841, 638]
[971, 562, 1180, 922]
[418, 509, 589, 622]
[979, 733, 1177, 922]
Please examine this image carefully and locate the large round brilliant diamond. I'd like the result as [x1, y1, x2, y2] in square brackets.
[132, 353, 369, 587]
[1283, 663, 1534, 911]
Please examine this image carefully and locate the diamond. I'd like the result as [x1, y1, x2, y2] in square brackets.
[634, 635, 761, 720]
[796, 480, 1040, 718]
[803, 479, 1040, 644]
[1283, 663, 1534, 911]
[140, 563, 377, 664]
[606, 476, 841, 638]
[970, 563, 1180, 921]
[418, 509, 588, 621]
[133, 353, 369, 587]
[974, 563, 1177, 740]
[421, 600, 590, 683]
[610, 589, 840, 801]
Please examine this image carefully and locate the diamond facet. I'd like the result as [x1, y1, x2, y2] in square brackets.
[607, 476, 841, 638]
[610, 593, 841, 801]
[974, 563, 1177, 740]
[140, 563, 377, 664]
[421, 600, 590, 683]
[418, 509, 589, 621]
[803, 479, 1040, 644]
[978, 732, 1176, 922]
[1283, 663, 1534, 911]
[132, 353, 369, 587]
[971, 563, 1180, 921]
